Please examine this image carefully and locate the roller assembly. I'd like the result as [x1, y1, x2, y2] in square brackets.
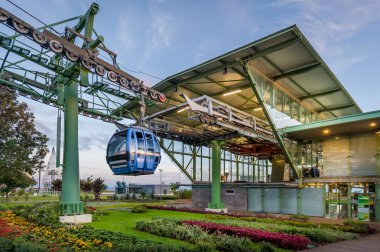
[0, 7, 166, 103]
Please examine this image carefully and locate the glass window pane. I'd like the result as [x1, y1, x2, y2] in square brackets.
[107, 133, 126, 156]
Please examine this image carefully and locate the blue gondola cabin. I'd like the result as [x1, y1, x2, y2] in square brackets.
[106, 127, 161, 175]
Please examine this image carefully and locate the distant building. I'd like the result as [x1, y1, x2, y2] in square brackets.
[115, 183, 172, 196]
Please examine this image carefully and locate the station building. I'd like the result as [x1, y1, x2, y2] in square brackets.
[126, 25, 380, 221]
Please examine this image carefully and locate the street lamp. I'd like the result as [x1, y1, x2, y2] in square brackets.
[159, 169, 163, 200]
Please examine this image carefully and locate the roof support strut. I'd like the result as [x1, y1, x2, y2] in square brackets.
[159, 138, 194, 182]
[241, 60, 299, 178]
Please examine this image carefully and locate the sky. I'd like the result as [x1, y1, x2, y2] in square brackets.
[2, 0, 380, 188]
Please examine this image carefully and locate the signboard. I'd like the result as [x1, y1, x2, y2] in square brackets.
[358, 196, 370, 221]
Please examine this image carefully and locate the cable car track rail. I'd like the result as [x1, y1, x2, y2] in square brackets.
[0, 7, 167, 103]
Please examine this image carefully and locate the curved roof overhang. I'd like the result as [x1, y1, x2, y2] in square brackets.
[119, 25, 361, 121]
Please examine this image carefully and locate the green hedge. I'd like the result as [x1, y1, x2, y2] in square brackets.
[0, 236, 47, 252]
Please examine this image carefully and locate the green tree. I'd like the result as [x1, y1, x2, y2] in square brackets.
[0, 87, 48, 201]
[80, 176, 93, 203]
[170, 182, 180, 195]
[92, 177, 107, 202]
[51, 179, 62, 191]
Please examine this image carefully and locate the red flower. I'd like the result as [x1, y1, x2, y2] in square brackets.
[182, 220, 311, 250]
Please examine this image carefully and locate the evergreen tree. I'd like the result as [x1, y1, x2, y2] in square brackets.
[0, 86, 48, 201]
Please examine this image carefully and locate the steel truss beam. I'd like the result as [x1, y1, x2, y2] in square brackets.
[315, 104, 354, 113]
[159, 37, 300, 94]
[299, 88, 342, 101]
[159, 138, 194, 182]
[270, 63, 321, 80]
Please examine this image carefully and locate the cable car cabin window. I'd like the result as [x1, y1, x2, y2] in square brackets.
[154, 136, 160, 156]
[130, 131, 135, 162]
[135, 131, 145, 158]
[146, 134, 154, 156]
[107, 133, 126, 157]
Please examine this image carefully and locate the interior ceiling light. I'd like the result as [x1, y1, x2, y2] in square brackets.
[223, 67, 228, 75]
[323, 129, 330, 134]
[370, 122, 376, 126]
[222, 89, 242, 96]
[177, 106, 190, 113]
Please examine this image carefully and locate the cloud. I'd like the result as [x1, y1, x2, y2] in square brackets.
[279, 0, 380, 52]
[267, 0, 380, 72]
[150, 14, 173, 49]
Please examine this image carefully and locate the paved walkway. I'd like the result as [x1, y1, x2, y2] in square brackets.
[309, 233, 380, 251]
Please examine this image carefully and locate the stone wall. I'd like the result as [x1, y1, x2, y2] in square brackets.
[192, 184, 247, 211]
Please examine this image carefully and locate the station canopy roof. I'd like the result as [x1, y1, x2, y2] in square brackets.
[282, 110, 380, 141]
[119, 25, 362, 151]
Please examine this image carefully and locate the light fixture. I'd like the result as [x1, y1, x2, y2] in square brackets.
[177, 106, 190, 113]
[254, 107, 263, 111]
[223, 67, 228, 75]
[323, 129, 330, 134]
[222, 89, 242, 96]
[370, 122, 376, 127]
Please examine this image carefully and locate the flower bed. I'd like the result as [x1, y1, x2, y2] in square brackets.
[205, 215, 357, 243]
[182, 220, 311, 250]
[0, 211, 112, 250]
[0, 218, 22, 238]
[148, 205, 374, 235]
[146, 205, 251, 217]
[136, 218, 270, 252]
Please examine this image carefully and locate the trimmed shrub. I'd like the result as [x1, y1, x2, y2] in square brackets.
[0, 237, 14, 252]
[131, 205, 147, 213]
[13, 236, 47, 252]
[257, 242, 275, 252]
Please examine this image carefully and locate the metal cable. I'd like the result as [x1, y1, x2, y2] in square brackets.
[7, 1, 163, 82]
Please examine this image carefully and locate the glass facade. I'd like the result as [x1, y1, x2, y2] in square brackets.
[294, 133, 378, 179]
[324, 183, 376, 221]
[161, 139, 273, 182]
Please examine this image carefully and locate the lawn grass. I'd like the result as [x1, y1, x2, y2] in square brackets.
[87, 208, 209, 248]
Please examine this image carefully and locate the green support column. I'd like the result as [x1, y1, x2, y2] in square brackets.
[56, 110, 61, 168]
[253, 158, 256, 182]
[376, 183, 380, 222]
[347, 183, 352, 219]
[376, 132, 380, 221]
[60, 81, 82, 215]
[297, 187, 302, 214]
[60, 3, 99, 216]
[322, 184, 327, 217]
[208, 140, 225, 209]
[192, 146, 197, 182]
[236, 155, 239, 181]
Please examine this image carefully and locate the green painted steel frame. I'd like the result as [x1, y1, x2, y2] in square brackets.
[60, 3, 99, 215]
[160, 138, 256, 183]
[208, 140, 224, 209]
[241, 61, 299, 178]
